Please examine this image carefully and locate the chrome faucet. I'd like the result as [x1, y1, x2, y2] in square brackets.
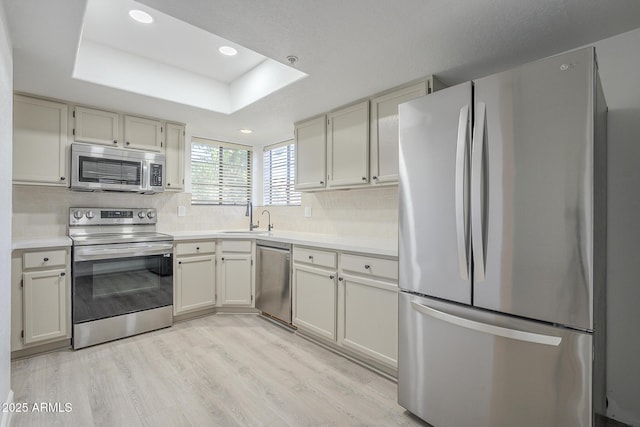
[261, 209, 273, 231]
[245, 201, 259, 231]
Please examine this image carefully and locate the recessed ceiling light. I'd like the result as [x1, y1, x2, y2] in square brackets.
[240, 129, 253, 134]
[219, 46, 238, 56]
[129, 9, 154, 24]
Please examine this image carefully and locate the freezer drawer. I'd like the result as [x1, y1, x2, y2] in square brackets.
[398, 292, 593, 427]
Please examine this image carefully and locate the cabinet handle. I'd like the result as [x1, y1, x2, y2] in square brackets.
[113, 140, 118, 144]
[43, 257, 49, 262]
[222, 257, 225, 261]
[361, 177, 367, 181]
[329, 275, 335, 280]
[308, 255, 313, 260]
[320, 181, 324, 185]
[167, 183, 171, 186]
[60, 177, 66, 181]
[178, 261, 182, 265]
[60, 272, 66, 277]
[126, 141, 130, 146]
[338, 277, 343, 282]
[196, 247, 200, 250]
[372, 176, 378, 181]
[364, 264, 370, 270]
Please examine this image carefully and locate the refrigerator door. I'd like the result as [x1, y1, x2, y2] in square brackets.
[399, 82, 472, 304]
[472, 48, 595, 330]
[398, 292, 593, 427]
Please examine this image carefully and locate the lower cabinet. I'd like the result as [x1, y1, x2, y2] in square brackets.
[293, 264, 338, 340]
[339, 275, 398, 367]
[11, 247, 71, 352]
[174, 240, 216, 315]
[292, 245, 399, 371]
[219, 240, 254, 307]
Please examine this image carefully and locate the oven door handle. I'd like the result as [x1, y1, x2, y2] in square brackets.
[74, 244, 173, 261]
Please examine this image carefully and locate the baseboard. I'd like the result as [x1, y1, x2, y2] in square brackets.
[1, 389, 14, 427]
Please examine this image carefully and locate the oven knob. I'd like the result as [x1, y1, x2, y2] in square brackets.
[73, 210, 84, 220]
[138, 211, 147, 219]
[85, 211, 95, 219]
[147, 211, 156, 219]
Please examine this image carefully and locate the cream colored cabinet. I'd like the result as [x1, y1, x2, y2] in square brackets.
[295, 115, 327, 190]
[165, 122, 185, 190]
[327, 101, 370, 188]
[11, 247, 71, 352]
[292, 246, 338, 340]
[219, 240, 253, 307]
[73, 106, 120, 146]
[338, 253, 398, 368]
[124, 115, 163, 151]
[174, 241, 216, 315]
[13, 95, 68, 186]
[370, 82, 427, 185]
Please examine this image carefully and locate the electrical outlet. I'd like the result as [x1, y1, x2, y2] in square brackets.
[177, 206, 186, 217]
[304, 207, 312, 218]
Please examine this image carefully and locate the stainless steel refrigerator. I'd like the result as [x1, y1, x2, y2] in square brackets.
[397, 47, 607, 427]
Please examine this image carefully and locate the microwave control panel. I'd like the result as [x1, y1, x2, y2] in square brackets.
[150, 163, 163, 187]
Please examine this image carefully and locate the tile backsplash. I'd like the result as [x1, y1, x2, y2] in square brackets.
[12, 185, 398, 240]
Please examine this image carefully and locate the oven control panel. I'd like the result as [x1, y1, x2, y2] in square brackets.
[69, 208, 158, 226]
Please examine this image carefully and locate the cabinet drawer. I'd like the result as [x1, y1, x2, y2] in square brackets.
[293, 247, 337, 269]
[23, 249, 67, 269]
[175, 241, 216, 256]
[341, 253, 398, 281]
[220, 240, 252, 253]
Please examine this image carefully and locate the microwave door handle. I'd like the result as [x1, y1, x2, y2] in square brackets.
[141, 161, 148, 190]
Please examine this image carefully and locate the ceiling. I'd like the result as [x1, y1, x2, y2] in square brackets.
[5, 0, 640, 146]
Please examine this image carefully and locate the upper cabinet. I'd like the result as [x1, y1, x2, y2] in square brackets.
[123, 115, 163, 151]
[165, 123, 185, 191]
[295, 115, 327, 191]
[13, 95, 68, 186]
[327, 101, 370, 189]
[370, 82, 427, 185]
[293, 75, 446, 192]
[73, 106, 164, 152]
[73, 106, 119, 147]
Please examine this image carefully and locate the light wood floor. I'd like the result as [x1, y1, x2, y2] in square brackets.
[11, 314, 427, 427]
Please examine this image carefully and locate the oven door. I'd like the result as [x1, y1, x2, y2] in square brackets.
[72, 242, 173, 324]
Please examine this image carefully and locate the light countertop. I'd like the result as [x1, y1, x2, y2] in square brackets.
[12, 236, 73, 251]
[167, 230, 398, 257]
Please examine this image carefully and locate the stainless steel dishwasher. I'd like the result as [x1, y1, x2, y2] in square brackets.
[255, 240, 293, 326]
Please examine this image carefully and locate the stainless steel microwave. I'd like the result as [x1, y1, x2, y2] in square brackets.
[70, 143, 165, 194]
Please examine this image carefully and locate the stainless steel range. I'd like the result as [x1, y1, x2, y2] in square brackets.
[69, 207, 173, 349]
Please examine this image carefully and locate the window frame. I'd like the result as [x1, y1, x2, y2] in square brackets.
[262, 139, 301, 206]
[190, 137, 253, 206]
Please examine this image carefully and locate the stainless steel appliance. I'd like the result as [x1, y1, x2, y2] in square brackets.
[255, 240, 292, 325]
[70, 143, 165, 193]
[397, 47, 607, 426]
[69, 207, 173, 349]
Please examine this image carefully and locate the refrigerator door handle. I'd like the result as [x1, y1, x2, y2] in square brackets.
[410, 301, 562, 346]
[471, 102, 487, 282]
[455, 104, 470, 280]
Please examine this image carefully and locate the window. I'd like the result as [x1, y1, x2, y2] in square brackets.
[191, 137, 252, 205]
[263, 140, 301, 206]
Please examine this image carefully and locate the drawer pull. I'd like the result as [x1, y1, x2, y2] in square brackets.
[178, 261, 182, 265]
[308, 255, 313, 260]
[196, 247, 200, 250]
[329, 275, 335, 280]
[43, 257, 49, 262]
[60, 272, 66, 277]
[364, 264, 370, 270]
[338, 277, 343, 282]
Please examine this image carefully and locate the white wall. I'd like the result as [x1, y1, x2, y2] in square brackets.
[0, 0, 12, 419]
[593, 28, 640, 426]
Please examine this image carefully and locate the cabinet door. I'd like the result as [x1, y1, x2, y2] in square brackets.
[295, 115, 326, 190]
[23, 268, 68, 344]
[293, 264, 337, 340]
[13, 95, 68, 186]
[74, 106, 120, 146]
[370, 82, 427, 184]
[124, 115, 163, 151]
[340, 275, 398, 367]
[175, 255, 216, 315]
[327, 101, 369, 188]
[165, 123, 185, 190]
[220, 254, 253, 306]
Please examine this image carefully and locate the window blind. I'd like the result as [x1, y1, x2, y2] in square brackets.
[263, 140, 301, 206]
[191, 138, 252, 205]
